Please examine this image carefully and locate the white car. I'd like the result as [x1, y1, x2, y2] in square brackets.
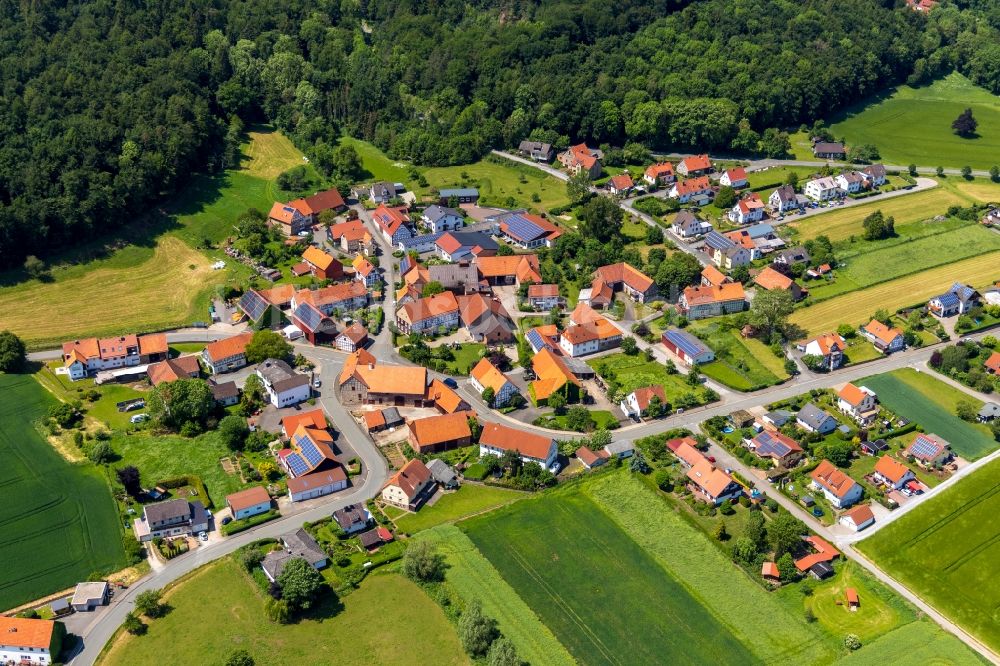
[130, 413, 149, 424]
[198, 531, 208, 542]
[297, 230, 311, 237]
[313, 379, 322, 388]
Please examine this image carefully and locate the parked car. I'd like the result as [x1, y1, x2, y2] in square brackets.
[313, 379, 322, 388]
[443, 378, 458, 389]
[198, 531, 208, 542]
[812, 507, 825, 517]
[130, 414, 149, 424]
[221, 516, 232, 526]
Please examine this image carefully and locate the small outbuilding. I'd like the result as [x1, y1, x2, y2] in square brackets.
[846, 587, 859, 610]
[762, 562, 780, 582]
[71, 581, 109, 611]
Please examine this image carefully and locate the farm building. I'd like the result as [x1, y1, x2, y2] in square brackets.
[479, 422, 558, 471]
[661, 328, 715, 365]
[381, 458, 434, 510]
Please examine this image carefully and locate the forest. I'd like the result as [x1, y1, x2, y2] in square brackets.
[1, 0, 998, 266]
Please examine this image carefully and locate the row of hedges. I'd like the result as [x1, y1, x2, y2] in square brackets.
[221, 509, 281, 536]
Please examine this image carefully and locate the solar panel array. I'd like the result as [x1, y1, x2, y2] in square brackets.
[399, 255, 414, 275]
[526, 328, 549, 352]
[285, 453, 309, 477]
[239, 290, 269, 322]
[755, 432, 792, 458]
[909, 436, 942, 459]
[703, 231, 734, 251]
[503, 213, 545, 242]
[934, 292, 959, 308]
[297, 434, 325, 468]
[664, 329, 708, 358]
[294, 303, 324, 332]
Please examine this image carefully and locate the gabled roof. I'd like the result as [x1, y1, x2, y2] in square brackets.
[147, 355, 200, 386]
[340, 354, 426, 396]
[807, 333, 845, 355]
[686, 459, 736, 497]
[863, 320, 903, 345]
[293, 187, 345, 214]
[701, 265, 727, 287]
[906, 434, 948, 461]
[268, 202, 302, 224]
[631, 385, 666, 410]
[203, 332, 253, 363]
[754, 267, 795, 291]
[497, 212, 562, 244]
[813, 141, 846, 154]
[471, 358, 513, 393]
[680, 154, 712, 172]
[337, 322, 369, 344]
[645, 162, 674, 178]
[843, 504, 874, 526]
[329, 219, 370, 242]
[797, 403, 835, 430]
[528, 284, 560, 298]
[282, 408, 326, 436]
[373, 204, 410, 235]
[674, 176, 712, 195]
[531, 347, 580, 399]
[138, 333, 168, 357]
[294, 282, 367, 308]
[735, 192, 764, 214]
[609, 173, 634, 190]
[259, 283, 297, 307]
[594, 262, 655, 293]
[0, 616, 55, 650]
[986, 352, 1000, 374]
[566, 143, 599, 169]
[474, 255, 542, 283]
[751, 430, 803, 459]
[353, 254, 376, 277]
[723, 167, 747, 182]
[303, 246, 336, 271]
[672, 440, 705, 467]
[421, 204, 463, 223]
[810, 459, 859, 499]
[838, 383, 872, 407]
[426, 379, 467, 413]
[401, 291, 460, 324]
[479, 422, 554, 460]
[682, 282, 746, 306]
[770, 184, 797, 204]
[408, 411, 473, 449]
[874, 456, 911, 484]
[226, 486, 270, 512]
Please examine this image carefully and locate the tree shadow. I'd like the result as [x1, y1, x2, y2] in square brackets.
[297, 590, 345, 621]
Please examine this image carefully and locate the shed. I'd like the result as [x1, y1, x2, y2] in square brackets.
[49, 597, 71, 617]
[846, 587, 859, 609]
[71, 581, 109, 611]
[762, 562, 780, 582]
[810, 561, 834, 579]
[427, 458, 459, 488]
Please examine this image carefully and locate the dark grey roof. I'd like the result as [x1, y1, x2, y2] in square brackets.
[262, 551, 298, 580]
[381, 407, 403, 426]
[281, 528, 326, 564]
[190, 501, 208, 526]
[144, 498, 191, 523]
[427, 262, 480, 290]
[371, 182, 396, 199]
[863, 164, 887, 178]
[439, 187, 479, 198]
[333, 504, 370, 530]
[358, 528, 384, 548]
[422, 205, 463, 223]
[797, 403, 835, 430]
[813, 142, 845, 154]
[771, 184, 797, 203]
[426, 458, 457, 484]
[776, 247, 811, 264]
[441, 231, 498, 253]
[765, 409, 792, 426]
[257, 359, 309, 393]
[979, 403, 1000, 419]
[672, 210, 707, 234]
[210, 380, 239, 400]
[519, 140, 553, 155]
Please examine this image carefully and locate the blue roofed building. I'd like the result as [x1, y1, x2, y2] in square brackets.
[928, 283, 979, 317]
[661, 328, 715, 365]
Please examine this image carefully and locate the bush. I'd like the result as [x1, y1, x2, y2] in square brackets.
[123, 611, 146, 635]
[844, 634, 862, 651]
[265, 598, 291, 624]
[223, 509, 280, 536]
[458, 600, 499, 657]
[402, 541, 446, 582]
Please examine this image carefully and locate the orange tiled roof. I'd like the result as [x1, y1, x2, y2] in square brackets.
[985, 351, 1000, 373]
[594, 262, 654, 293]
[226, 486, 270, 512]
[147, 355, 200, 386]
[674, 176, 712, 196]
[810, 459, 859, 500]
[294, 282, 367, 308]
[382, 458, 432, 499]
[645, 162, 674, 178]
[754, 267, 794, 291]
[373, 205, 410, 235]
[480, 422, 554, 460]
[426, 379, 466, 413]
[809, 333, 845, 355]
[531, 347, 580, 399]
[474, 255, 542, 283]
[687, 459, 736, 497]
[0, 616, 54, 650]
[681, 154, 712, 172]
[874, 456, 910, 484]
[402, 291, 459, 324]
[259, 283, 297, 306]
[282, 408, 327, 435]
[138, 333, 168, 357]
[338, 349, 377, 385]
[864, 320, 903, 345]
[303, 246, 336, 271]
[408, 411, 473, 450]
[330, 219, 369, 243]
[471, 358, 512, 394]
[701, 265, 727, 287]
[203, 332, 253, 363]
[682, 282, 746, 306]
[610, 173, 634, 190]
[837, 383, 868, 407]
[349, 360, 427, 396]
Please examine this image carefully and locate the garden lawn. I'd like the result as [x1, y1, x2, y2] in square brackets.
[836, 620, 986, 665]
[539, 410, 619, 431]
[437, 343, 485, 375]
[857, 456, 1000, 655]
[99, 563, 467, 666]
[587, 353, 710, 406]
[829, 72, 1000, 170]
[860, 368, 996, 459]
[463, 488, 756, 665]
[422, 160, 571, 213]
[0, 375, 125, 610]
[418, 525, 575, 666]
[33, 362, 148, 431]
[394, 484, 524, 534]
[112, 430, 251, 507]
[691, 323, 788, 391]
[800, 562, 908, 642]
[789, 251, 1000, 335]
[584, 473, 836, 664]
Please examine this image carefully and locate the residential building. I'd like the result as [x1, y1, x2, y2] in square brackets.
[474, 254, 542, 286]
[421, 205, 464, 234]
[426, 378, 470, 415]
[873, 456, 915, 490]
[773, 246, 811, 267]
[987, 352, 1000, 376]
[470, 358, 519, 407]
[335, 323, 369, 352]
[146, 355, 200, 386]
[747, 431, 803, 468]
[302, 246, 343, 280]
[408, 411, 473, 454]
[668, 437, 705, 468]
[381, 458, 434, 510]
[678, 282, 747, 320]
[686, 459, 742, 505]
[754, 266, 804, 300]
[457, 293, 516, 344]
[719, 167, 748, 188]
[494, 211, 562, 249]
[728, 192, 765, 224]
[257, 359, 310, 408]
[424, 459, 457, 489]
[840, 505, 875, 532]
[619, 385, 667, 418]
[906, 434, 951, 467]
[812, 141, 847, 159]
[0, 616, 59, 665]
[133, 498, 209, 542]
[281, 409, 327, 438]
[435, 231, 498, 262]
[768, 184, 802, 214]
[798, 333, 846, 371]
[810, 459, 863, 508]
[669, 176, 713, 202]
[333, 504, 372, 534]
[290, 302, 338, 345]
[479, 422, 558, 470]
[835, 171, 865, 194]
[644, 162, 675, 187]
[978, 402, 1000, 422]
[794, 535, 840, 578]
[210, 380, 239, 406]
[71, 582, 109, 612]
[608, 173, 634, 196]
[328, 219, 373, 254]
[703, 231, 751, 269]
[804, 176, 841, 201]
[861, 164, 887, 187]
[860, 320, 905, 353]
[661, 328, 715, 365]
[61, 333, 168, 380]
[397, 291, 460, 335]
[676, 154, 713, 176]
[338, 352, 429, 406]
[279, 424, 339, 480]
[518, 140, 555, 162]
[576, 445, 609, 469]
[226, 486, 272, 520]
[201, 332, 253, 375]
[373, 204, 413, 245]
[591, 262, 657, 303]
[558, 143, 602, 178]
[796, 403, 838, 434]
[368, 182, 398, 204]
[530, 347, 581, 405]
[261, 529, 328, 581]
[837, 383, 878, 425]
[604, 441, 634, 459]
[559, 316, 622, 357]
[287, 468, 348, 502]
[292, 282, 368, 316]
[928, 283, 979, 317]
[671, 210, 712, 238]
[438, 188, 479, 205]
[700, 265, 728, 288]
[527, 284, 564, 310]
[268, 201, 310, 236]
[352, 254, 380, 287]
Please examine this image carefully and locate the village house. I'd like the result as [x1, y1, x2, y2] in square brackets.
[669, 176, 713, 203]
[61, 333, 168, 380]
[558, 143, 602, 178]
[420, 205, 464, 233]
[812, 141, 847, 160]
[529, 347, 581, 405]
[373, 204, 413, 245]
[576, 445, 609, 469]
[396, 292, 461, 335]
[928, 283, 979, 317]
[261, 529, 328, 582]
[701, 265, 729, 288]
[457, 293, 517, 344]
[281, 409, 327, 438]
[0, 616, 60, 665]
[368, 182, 398, 204]
[334, 504, 372, 534]
[860, 319, 905, 354]
[408, 411, 474, 454]
[773, 246, 811, 267]
[426, 459, 459, 489]
[133, 498, 209, 542]
[289, 302, 337, 345]
[667, 437, 704, 468]
[795, 535, 840, 579]
[438, 188, 479, 205]
[835, 170, 865, 194]
[301, 246, 343, 280]
[474, 254, 543, 286]
[837, 383, 879, 425]
[201, 332, 253, 375]
[687, 459, 742, 505]
[861, 164, 888, 187]
[268, 201, 310, 236]
[728, 192, 765, 225]
[423, 261, 480, 295]
[754, 266, 804, 300]
[225, 486, 272, 520]
[644, 162, 675, 187]
[608, 173, 635, 196]
[796, 403, 839, 434]
[518, 140, 555, 162]
[906, 434, 951, 467]
[746, 430, 804, 468]
[435, 231, 499, 262]
[292, 282, 369, 317]
[678, 282, 747, 320]
[719, 167, 748, 188]
[257, 359, 311, 408]
[810, 459, 863, 509]
[381, 458, 434, 510]
[470, 358, 520, 407]
[352, 254, 380, 287]
[363, 407, 403, 433]
[281, 423, 348, 502]
[494, 211, 562, 249]
[676, 154, 713, 176]
[671, 210, 713, 238]
[979, 402, 1000, 422]
[872, 455, 916, 490]
[559, 316, 622, 357]
[479, 422, 559, 471]
[338, 351, 429, 406]
[768, 184, 803, 214]
[804, 176, 841, 201]
[146, 355, 200, 386]
[335, 323, 369, 352]
[286, 468, 349, 502]
[210, 380, 239, 406]
[839, 504, 875, 532]
[661, 327, 715, 365]
[425, 378, 470, 415]
[591, 262, 657, 303]
[987, 352, 1000, 376]
[798, 333, 846, 371]
[703, 232, 751, 269]
[328, 219, 373, 254]
[527, 284, 564, 310]
[619, 385, 667, 419]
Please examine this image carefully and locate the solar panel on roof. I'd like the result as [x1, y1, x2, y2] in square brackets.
[239, 290, 269, 322]
[286, 454, 309, 477]
[526, 329, 545, 351]
[910, 437, 941, 458]
[294, 303, 324, 332]
[503, 214, 545, 242]
[665, 329, 707, 358]
[300, 439, 324, 467]
[934, 292, 959, 307]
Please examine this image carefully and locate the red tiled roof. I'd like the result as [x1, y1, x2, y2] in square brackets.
[837, 383, 868, 407]
[810, 459, 859, 500]
[408, 411, 473, 450]
[373, 205, 410, 235]
[681, 154, 712, 172]
[864, 320, 903, 346]
[382, 458, 432, 499]
[282, 409, 326, 436]
[402, 291, 459, 324]
[480, 422, 554, 461]
[203, 332, 253, 363]
[528, 284, 560, 298]
[226, 486, 270, 512]
[985, 352, 1000, 374]
[674, 176, 712, 196]
[609, 173, 634, 190]
[645, 162, 674, 179]
[0, 616, 54, 650]
[682, 282, 746, 306]
[138, 333, 168, 357]
[594, 262, 654, 293]
[631, 385, 666, 410]
[147, 355, 200, 386]
[724, 167, 747, 182]
[795, 535, 840, 572]
[843, 504, 875, 526]
[754, 267, 794, 292]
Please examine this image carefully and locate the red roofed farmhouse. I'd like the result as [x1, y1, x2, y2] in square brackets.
[381, 459, 434, 510]
[479, 422, 558, 470]
[558, 143, 602, 178]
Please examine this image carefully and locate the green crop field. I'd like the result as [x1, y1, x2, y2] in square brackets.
[463, 488, 755, 665]
[836, 620, 987, 665]
[394, 484, 524, 534]
[860, 368, 996, 460]
[692, 322, 789, 391]
[0, 375, 125, 610]
[858, 457, 1000, 655]
[587, 353, 713, 406]
[99, 562, 467, 665]
[418, 525, 575, 666]
[790, 250, 1000, 335]
[829, 73, 1000, 170]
